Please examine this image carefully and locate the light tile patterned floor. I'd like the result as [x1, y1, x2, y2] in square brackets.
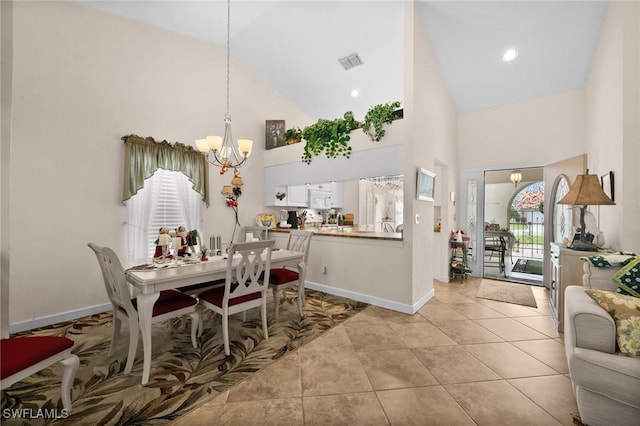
[171, 278, 578, 426]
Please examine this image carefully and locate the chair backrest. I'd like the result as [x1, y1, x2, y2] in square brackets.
[236, 226, 267, 242]
[224, 240, 275, 302]
[88, 243, 137, 316]
[286, 230, 313, 265]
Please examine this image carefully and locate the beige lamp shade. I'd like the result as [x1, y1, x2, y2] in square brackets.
[221, 185, 234, 195]
[231, 174, 243, 186]
[195, 139, 209, 153]
[206, 136, 223, 152]
[557, 171, 615, 206]
[237, 139, 253, 157]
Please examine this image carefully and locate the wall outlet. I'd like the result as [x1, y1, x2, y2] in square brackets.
[415, 214, 420, 224]
[321, 265, 327, 274]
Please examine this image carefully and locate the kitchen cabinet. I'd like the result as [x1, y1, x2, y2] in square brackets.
[549, 242, 599, 331]
[287, 185, 309, 207]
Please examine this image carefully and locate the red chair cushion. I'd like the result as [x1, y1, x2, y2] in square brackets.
[1, 336, 74, 380]
[129, 290, 197, 316]
[198, 285, 261, 307]
[268, 268, 299, 286]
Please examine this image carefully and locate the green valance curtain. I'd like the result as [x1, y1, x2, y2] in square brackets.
[122, 134, 209, 207]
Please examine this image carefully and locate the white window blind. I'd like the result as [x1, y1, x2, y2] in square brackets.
[127, 169, 202, 258]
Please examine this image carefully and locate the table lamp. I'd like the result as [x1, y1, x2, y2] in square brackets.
[557, 169, 615, 251]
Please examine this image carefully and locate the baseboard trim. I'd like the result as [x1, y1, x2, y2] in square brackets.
[10, 303, 111, 334]
[305, 281, 434, 315]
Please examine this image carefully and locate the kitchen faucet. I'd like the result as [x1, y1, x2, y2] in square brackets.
[335, 212, 344, 231]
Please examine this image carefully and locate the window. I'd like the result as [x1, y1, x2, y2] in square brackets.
[127, 169, 202, 258]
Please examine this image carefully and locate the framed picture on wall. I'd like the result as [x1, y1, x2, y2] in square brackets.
[600, 171, 614, 201]
[416, 168, 436, 201]
[265, 120, 285, 150]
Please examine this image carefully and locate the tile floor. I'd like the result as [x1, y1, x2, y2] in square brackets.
[171, 278, 578, 426]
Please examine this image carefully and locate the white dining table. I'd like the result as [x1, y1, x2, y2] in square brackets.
[125, 248, 305, 385]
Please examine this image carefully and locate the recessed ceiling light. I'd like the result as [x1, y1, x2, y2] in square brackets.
[502, 48, 518, 62]
[351, 89, 359, 98]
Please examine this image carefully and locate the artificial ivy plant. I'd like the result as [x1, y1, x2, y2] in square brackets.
[361, 101, 402, 142]
[301, 111, 360, 164]
[283, 127, 302, 144]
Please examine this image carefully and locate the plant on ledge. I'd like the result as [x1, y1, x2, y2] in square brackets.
[283, 127, 302, 145]
[361, 101, 402, 142]
[301, 111, 360, 164]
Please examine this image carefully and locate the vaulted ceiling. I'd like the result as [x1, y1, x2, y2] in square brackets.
[82, 1, 608, 120]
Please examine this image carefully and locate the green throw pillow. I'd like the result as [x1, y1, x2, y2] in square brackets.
[586, 289, 640, 358]
[611, 257, 640, 298]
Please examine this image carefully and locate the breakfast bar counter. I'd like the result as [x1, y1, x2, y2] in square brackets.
[268, 227, 402, 241]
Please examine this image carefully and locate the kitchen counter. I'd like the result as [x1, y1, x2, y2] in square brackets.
[268, 227, 402, 241]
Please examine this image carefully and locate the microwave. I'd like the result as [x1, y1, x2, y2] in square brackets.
[309, 190, 332, 209]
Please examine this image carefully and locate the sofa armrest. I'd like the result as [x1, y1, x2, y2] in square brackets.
[564, 286, 616, 354]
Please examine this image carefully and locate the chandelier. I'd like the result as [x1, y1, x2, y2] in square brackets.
[196, 0, 252, 173]
[510, 170, 522, 186]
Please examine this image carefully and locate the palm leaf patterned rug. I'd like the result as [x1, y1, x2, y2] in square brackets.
[1, 288, 367, 425]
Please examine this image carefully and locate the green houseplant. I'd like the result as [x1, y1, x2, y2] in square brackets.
[362, 101, 402, 142]
[301, 112, 360, 164]
[283, 127, 302, 145]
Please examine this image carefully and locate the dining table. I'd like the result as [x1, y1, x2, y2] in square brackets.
[125, 248, 305, 385]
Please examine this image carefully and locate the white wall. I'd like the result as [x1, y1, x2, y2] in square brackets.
[584, 1, 640, 252]
[8, 1, 309, 328]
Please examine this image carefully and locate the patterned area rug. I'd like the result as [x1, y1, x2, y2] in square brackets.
[1, 288, 367, 425]
[475, 279, 538, 308]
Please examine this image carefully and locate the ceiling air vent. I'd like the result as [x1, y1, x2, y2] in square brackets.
[338, 53, 363, 70]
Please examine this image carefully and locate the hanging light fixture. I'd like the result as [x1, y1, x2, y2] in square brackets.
[510, 170, 522, 186]
[196, 0, 252, 173]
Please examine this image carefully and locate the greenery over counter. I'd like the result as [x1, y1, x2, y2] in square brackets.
[301, 111, 359, 164]
[299, 101, 402, 164]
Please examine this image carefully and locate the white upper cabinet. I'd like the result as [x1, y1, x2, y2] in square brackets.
[287, 185, 309, 207]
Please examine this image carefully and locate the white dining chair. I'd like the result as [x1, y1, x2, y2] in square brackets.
[1, 336, 79, 412]
[88, 243, 199, 376]
[236, 226, 268, 242]
[197, 240, 275, 357]
[265, 230, 312, 319]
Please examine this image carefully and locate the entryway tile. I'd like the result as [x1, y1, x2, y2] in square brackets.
[356, 349, 439, 390]
[509, 375, 578, 426]
[464, 342, 558, 378]
[377, 386, 475, 425]
[303, 392, 388, 426]
[411, 346, 500, 384]
[445, 380, 563, 426]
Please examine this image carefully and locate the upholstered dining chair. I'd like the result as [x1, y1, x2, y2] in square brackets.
[88, 243, 199, 376]
[1, 336, 79, 412]
[266, 230, 312, 319]
[197, 239, 275, 357]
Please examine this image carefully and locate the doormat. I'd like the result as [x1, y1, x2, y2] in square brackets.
[512, 259, 543, 275]
[476, 279, 538, 308]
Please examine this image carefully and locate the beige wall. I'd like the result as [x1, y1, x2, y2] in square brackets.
[8, 1, 308, 327]
[585, 0, 640, 252]
[404, 2, 458, 297]
[457, 90, 586, 171]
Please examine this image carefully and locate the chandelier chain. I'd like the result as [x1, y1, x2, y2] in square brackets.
[225, 0, 230, 119]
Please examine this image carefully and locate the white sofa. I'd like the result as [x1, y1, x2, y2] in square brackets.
[564, 285, 640, 426]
